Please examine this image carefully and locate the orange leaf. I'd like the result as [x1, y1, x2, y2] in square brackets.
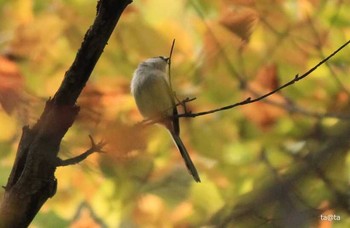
[242, 64, 285, 130]
[0, 56, 24, 114]
[219, 7, 258, 41]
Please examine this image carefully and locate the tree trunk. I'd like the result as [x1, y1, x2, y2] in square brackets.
[0, 0, 131, 226]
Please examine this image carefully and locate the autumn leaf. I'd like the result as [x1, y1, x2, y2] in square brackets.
[242, 64, 285, 129]
[0, 55, 24, 115]
[219, 6, 258, 41]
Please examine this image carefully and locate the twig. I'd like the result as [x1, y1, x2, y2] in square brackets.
[139, 97, 197, 126]
[167, 39, 176, 91]
[248, 89, 350, 120]
[137, 40, 350, 125]
[190, 2, 349, 120]
[176, 40, 350, 118]
[57, 135, 106, 167]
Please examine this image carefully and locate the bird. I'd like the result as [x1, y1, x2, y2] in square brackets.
[131, 56, 201, 182]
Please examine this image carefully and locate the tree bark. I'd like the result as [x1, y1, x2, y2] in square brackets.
[0, 0, 132, 226]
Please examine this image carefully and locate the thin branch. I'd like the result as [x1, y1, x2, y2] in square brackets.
[189, 2, 349, 121]
[176, 40, 350, 118]
[137, 40, 350, 126]
[167, 39, 176, 91]
[138, 97, 197, 126]
[248, 89, 350, 120]
[56, 135, 106, 167]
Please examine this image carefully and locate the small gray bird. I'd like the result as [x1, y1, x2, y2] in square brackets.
[131, 56, 200, 182]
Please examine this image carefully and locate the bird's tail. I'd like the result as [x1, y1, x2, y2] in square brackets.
[170, 132, 201, 182]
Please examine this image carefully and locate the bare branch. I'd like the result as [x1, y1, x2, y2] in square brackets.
[247, 89, 350, 120]
[57, 135, 106, 167]
[167, 39, 176, 100]
[138, 97, 197, 127]
[176, 40, 350, 118]
[136, 40, 350, 129]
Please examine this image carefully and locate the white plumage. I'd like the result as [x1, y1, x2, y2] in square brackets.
[131, 57, 200, 182]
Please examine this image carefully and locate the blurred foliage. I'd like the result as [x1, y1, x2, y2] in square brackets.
[0, 0, 350, 227]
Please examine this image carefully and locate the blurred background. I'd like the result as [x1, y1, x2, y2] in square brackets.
[1, 0, 350, 227]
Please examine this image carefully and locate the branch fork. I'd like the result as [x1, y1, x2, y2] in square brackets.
[56, 135, 107, 167]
